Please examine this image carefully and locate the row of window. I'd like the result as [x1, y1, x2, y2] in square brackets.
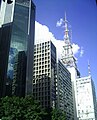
[33, 81, 50, 86]
[34, 49, 50, 54]
[34, 52, 50, 56]
[76, 78, 90, 82]
[34, 68, 50, 72]
[34, 56, 50, 60]
[34, 65, 50, 69]
[34, 60, 50, 65]
[34, 46, 50, 51]
[35, 41, 50, 47]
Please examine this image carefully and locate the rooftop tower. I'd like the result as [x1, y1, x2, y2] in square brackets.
[61, 13, 77, 69]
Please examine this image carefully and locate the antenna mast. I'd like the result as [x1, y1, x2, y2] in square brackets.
[88, 60, 91, 76]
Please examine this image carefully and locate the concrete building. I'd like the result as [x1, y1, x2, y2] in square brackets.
[61, 14, 97, 120]
[56, 60, 74, 120]
[76, 75, 97, 120]
[34, 37, 75, 119]
[61, 14, 80, 120]
[0, 0, 35, 97]
[33, 41, 57, 108]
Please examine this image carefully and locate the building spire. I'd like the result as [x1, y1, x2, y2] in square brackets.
[88, 60, 91, 76]
[61, 13, 77, 68]
[64, 12, 69, 43]
[65, 12, 67, 23]
[64, 12, 72, 46]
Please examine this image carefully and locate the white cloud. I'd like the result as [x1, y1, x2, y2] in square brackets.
[35, 21, 84, 60]
[35, 21, 55, 44]
[56, 18, 64, 27]
[72, 43, 80, 55]
[80, 47, 84, 57]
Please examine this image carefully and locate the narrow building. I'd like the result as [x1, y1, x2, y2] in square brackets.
[33, 41, 57, 108]
[56, 60, 74, 120]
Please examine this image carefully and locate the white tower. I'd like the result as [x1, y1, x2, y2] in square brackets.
[61, 13, 80, 120]
[61, 13, 77, 68]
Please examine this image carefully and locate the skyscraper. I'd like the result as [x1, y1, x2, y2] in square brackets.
[33, 41, 57, 108]
[61, 13, 80, 120]
[56, 60, 74, 120]
[61, 14, 97, 120]
[0, 0, 35, 97]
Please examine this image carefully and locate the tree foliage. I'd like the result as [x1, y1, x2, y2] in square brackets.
[51, 108, 66, 120]
[0, 96, 66, 120]
[0, 96, 47, 120]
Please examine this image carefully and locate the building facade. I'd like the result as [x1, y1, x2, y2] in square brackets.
[56, 60, 74, 120]
[33, 41, 57, 108]
[76, 76, 97, 120]
[0, 0, 35, 97]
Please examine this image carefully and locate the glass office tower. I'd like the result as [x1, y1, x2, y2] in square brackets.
[0, 0, 35, 97]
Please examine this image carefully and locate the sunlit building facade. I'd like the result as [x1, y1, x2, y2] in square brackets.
[33, 41, 57, 108]
[76, 76, 97, 120]
[0, 0, 35, 97]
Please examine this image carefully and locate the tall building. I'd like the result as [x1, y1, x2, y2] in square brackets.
[0, 0, 35, 97]
[76, 75, 97, 120]
[76, 63, 97, 120]
[33, 41, 57, 108]
[56, 60, 74, 120]
[61, 14, 80, 120]
[61, 14, 97, 120]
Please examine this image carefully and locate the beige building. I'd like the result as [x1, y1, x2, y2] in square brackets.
[76, 76, 97, 120]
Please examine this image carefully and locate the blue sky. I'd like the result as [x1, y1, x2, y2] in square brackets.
[33, 0, 97, 96]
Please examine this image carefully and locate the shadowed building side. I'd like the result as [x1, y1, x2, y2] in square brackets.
[0, 23, 12, 97]
[12, 51, 27, 97]
[56, 60, 74, 120]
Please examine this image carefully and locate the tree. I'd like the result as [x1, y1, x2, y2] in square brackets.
[0, 96, 47, 120]
[0, 96, 66, 120]
[51, 108, 66, 120]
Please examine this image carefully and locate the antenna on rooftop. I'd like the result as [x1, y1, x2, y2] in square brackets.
[88, 60, 91, 76]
